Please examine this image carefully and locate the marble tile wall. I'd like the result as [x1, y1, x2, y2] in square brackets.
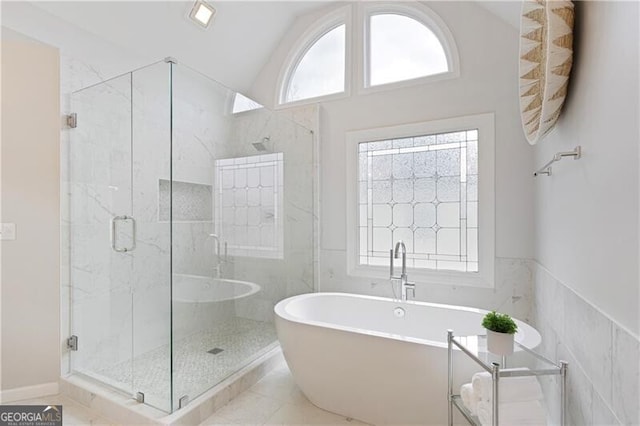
[532, 262, 639, 425]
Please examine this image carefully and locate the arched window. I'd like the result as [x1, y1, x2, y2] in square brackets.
[283, 23, 346, 103]
[277, 3, 458, 105]
[367, 13, 449, 86]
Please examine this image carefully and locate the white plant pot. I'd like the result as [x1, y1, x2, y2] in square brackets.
[486, 329, 515, 356]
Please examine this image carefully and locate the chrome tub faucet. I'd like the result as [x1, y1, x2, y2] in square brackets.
[390, 240, 415, 301]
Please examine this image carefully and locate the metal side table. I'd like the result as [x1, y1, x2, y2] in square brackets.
[447, 330, 568, 426]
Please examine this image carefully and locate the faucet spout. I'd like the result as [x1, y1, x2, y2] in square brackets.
[209, 233, 221, 256]
[390, 240, 414, 301]
[393, 241, 407, 276]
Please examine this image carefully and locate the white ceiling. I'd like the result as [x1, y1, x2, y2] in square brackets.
[7, 1, 520, 93]
[28, 1, 330, 92]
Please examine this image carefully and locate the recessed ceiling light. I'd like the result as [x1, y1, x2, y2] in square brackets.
[189, 0, 215, 29]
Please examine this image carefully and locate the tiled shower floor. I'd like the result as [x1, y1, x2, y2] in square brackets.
[94, 317, 277, 409]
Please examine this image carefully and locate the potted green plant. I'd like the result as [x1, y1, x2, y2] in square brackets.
[481, 311, 518, 356]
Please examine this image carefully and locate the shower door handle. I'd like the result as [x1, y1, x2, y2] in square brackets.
[110, 215, 136, 253]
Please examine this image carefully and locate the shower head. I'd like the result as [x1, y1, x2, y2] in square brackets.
[252, 136, 270, 152]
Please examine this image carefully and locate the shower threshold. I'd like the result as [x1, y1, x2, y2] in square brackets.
[61, 343, 284, 425]
[62, 318, 281, 424]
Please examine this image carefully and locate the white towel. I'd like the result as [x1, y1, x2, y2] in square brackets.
[471, 368, 544, 403]
[460, 383, 480, 416]
[476, 400, 547, 426]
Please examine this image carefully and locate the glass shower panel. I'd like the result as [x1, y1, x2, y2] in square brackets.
[69, 73, 134, 396]
[130, 62, 172, 412]
[170, 64, 230, 407]
[170, 64, 315, 406]
[227, 107, 316, 321]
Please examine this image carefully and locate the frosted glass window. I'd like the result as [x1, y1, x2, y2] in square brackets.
[232, 93, 263, 114]
[215, 153, 284, 259]
[369, 14, 448, 86]
[285, 25, 346, 103]
[358, 129, 478, 272]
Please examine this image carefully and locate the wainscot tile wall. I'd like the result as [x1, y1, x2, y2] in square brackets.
[532, 262, 639, 426]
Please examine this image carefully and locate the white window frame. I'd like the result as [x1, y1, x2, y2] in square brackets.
[276, 5, 352, 108]
[345, 113, 495, 288]
[357, 2, 460, 95]
[276, 3, 460, 108]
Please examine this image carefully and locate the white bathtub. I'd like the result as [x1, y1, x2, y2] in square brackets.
[275, 292, 541, 425]
[172, 274, 260, 303]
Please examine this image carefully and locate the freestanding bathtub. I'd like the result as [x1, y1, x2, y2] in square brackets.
[275, 292, 541, 425]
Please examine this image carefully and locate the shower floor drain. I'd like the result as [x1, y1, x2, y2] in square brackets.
[207, 348, 224, 355]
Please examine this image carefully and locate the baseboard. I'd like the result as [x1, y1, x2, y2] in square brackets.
[0, 382, 59, 404]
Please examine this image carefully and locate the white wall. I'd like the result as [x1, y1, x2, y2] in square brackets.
[530, 2, 639, 424]
[0, 35, 61, 399]
[250, 1, 536, 314]
[533, 0, 639, 337]
[1, 1, 151, 95]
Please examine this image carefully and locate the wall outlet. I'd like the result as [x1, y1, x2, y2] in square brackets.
[0, 223, 16, 240]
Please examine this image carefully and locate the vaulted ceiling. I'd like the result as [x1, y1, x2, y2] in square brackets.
[2, 1, 521, 92]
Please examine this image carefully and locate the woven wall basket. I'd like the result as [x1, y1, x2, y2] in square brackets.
[519, 0, 574, 145]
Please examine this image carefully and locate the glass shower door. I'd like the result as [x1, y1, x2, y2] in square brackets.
[69, 73, 135, 396]
[69, 62, 173, 412]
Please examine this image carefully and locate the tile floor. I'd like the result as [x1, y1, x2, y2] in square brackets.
[7, 359, 369, 425]
[201, 360, 368, 425]
[94, 317, 277, 407]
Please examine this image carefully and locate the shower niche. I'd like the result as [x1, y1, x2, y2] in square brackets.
[67, 59, 315, 413]
[158, 179, 213, 222]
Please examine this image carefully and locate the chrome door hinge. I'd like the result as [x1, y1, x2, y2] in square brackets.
[178, 395, 189, 409]
[66, 113, 77, 129]
[67, 335, 78, 351]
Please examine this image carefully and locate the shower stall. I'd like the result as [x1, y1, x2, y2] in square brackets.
[66, 59, 315, 413]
